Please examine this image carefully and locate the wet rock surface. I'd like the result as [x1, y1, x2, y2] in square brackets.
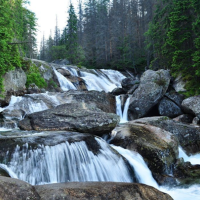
[18, 103, 119, 136]
[174, 158, 200, 185]
[35, 182, 173, 200]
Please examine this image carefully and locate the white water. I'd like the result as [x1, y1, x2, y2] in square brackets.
[80, 69, 125, 92]
[53, 68, 77, 91]
[2, 93, 61, 120]
[54, 67, 125, 92]
[115, 96, 130, 123]
[112, 145, 200, 200]
[178, 146, 200, 165]
[112, 145, 158, 188]
[2, 138, 132, 185]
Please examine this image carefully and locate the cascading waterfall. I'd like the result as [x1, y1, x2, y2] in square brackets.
[53, 68, 77, 91]
[115, 96, 130, 123]
[1, 138, 133, 185]
[54, 66, 126, 92]
[111, 145, 158, 188]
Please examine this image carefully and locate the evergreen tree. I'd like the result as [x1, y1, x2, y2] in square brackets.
[0, 0, 21, 91]
[66, 3, 78, 64]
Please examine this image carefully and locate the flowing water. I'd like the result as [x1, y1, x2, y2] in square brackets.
[115, 96, 130, 123]
[0, 137, 133, 185]
[54, 67, 126, 92]
[53, 68, 77, 91]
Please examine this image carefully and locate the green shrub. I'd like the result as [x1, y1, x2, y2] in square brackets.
[26, 73, 47, 88]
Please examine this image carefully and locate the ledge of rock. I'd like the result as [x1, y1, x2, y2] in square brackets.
[18, 102, 120, 136]
[35, 182, 173, 200]
[0, 176, 40, 200]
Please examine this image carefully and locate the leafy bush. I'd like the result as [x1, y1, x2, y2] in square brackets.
[25, 63, 47, 88]
[26, 73, 47, 88]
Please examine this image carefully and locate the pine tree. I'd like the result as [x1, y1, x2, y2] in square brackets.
[66, 3, 78, 64]
[0, 0, 21, 91]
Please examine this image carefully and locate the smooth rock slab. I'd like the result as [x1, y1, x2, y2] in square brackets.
[35, 182, 173, 200]
[18, 102, 120, 136]
[0, 176, 40, 200]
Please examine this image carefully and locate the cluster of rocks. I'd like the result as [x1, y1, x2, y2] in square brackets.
[111, 69, 187, 120]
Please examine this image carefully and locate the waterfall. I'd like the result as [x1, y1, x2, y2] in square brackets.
[53, 66, 125, 92]
[178, 146, 200, 165]
[79, 69, 125, 92]
[115, 96, 130, 123]
[1, 138, 133, 185]
[53, 68, 77, 91]
[112, 145, 158, 188]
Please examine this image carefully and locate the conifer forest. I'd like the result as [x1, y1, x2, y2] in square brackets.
[1, 0, 200, 95]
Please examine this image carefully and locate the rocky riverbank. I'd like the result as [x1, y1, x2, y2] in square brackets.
[1, 58, 200, 199]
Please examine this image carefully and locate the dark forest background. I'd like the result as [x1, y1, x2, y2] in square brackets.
[1, 0, 200, 95]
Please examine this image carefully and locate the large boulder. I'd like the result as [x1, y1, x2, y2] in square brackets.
[18, 102, 120, 136]
[110, 121, 178, 175]
[182, 95, 200, 116]
[1, 91, 116, 121]
[3, 68, 27, 92]
[0, 176, 40, 200]
[128, 70, 170, 120]
[133, 117, 200, 155]
[0, 68, 27, 106]
[158, 97, 183, 118]
[35, 182, 173, 200]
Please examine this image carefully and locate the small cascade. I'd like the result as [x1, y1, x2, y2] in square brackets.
[115, 96, 123, 119]
[80, 69, 125, 92]
[53, 68, 77, 91]
[2, 93, 61, 120]
[115, 96, 130, 123]
[112, 145, 158, 188]
[1, 137, 133, 185]
[178, 146, 200, 165]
